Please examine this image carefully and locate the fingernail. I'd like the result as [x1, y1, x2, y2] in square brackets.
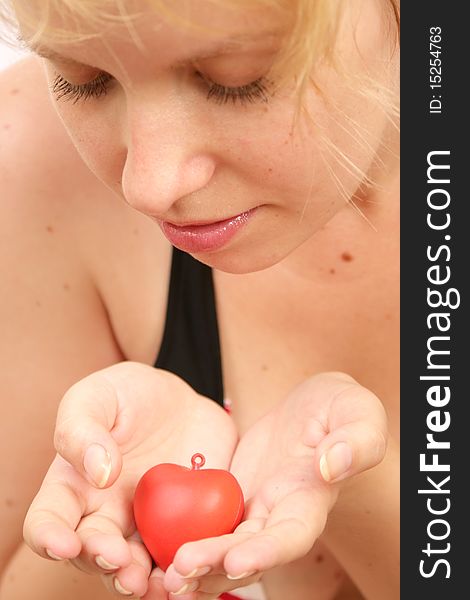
[83, 444, 112, 488]
[46, 549, 63, 561]
[172, 581, 199, 595]
[113, 577, 133, 596]
[95, 555, 120, 570]
[181, 566, 211, 578]
[226, 570, 256, 580]
[319, 442, 352, 482]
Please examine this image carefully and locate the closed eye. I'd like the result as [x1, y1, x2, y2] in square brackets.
[50, 70, 273, 106]
[51, 72, 113, 103]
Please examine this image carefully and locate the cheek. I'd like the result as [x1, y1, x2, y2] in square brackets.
[214, 103, 326, 211]
[54, 104, 125, 192]
[217, 93, 363, 223]
[299, 80, 391, 209]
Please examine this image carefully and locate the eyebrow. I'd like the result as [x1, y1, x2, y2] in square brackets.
[18, 31, 280, 68]
[31, 46, 84, 65]
[17, 35, 85, 66]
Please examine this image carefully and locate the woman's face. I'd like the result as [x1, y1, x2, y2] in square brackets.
[22, 0, 397, 273]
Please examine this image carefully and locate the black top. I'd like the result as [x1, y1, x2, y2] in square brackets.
[154, 247, 224, 407]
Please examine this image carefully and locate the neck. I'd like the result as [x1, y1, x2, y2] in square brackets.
[277, 121, 400, 282]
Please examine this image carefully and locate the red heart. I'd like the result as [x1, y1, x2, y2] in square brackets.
[133, 454, 245, 571]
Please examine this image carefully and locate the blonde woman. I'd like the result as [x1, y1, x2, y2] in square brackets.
[0, 1, 399, 599]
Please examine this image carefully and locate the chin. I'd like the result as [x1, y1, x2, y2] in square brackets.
[191, 242, 289, 274]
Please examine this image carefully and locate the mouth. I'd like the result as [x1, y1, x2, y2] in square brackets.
[164, 215, 239, 227]
[156, 207, 258, 253]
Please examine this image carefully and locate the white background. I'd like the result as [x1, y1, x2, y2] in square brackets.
[0, 44, 26, 70]
[0, 22, 27, 71]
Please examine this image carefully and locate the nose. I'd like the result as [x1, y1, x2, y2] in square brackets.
[121, 95, 216, 218]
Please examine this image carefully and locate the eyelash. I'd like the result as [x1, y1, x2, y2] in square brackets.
[51, 71, 271, 106]
[52, 72, 112, 104]
[198, 73, 270, 105]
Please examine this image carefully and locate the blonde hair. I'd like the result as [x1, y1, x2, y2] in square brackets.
[1, 0, 399, 92]
[1, 0, 399, 216]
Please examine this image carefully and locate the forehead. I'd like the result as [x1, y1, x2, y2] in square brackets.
[17, 0, 286, 61]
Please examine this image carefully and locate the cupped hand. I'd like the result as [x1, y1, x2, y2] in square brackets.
[163, 372, 387, 599]
[23, 361, 238, 598]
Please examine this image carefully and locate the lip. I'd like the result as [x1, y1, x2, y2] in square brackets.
[158, 208, 258, 253]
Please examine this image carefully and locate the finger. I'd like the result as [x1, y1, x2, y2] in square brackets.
[315, 421, 387, 484]
[223, 488, 327, 577]
[53, 362, 191, 490]
[170, 486, 323, 580]
[54, 371, 124, 489]
[101, 538, 153, 598]
[309, 378, 388, 483]
[73, 531, 132, 575]
[71, 500, 137, 574]
[170, 519, 265, 579]
[140, 568, 168, 600]
[23, 459, 85, 560]
[164, 563, 261, 596]
[199, 572, 261, 596]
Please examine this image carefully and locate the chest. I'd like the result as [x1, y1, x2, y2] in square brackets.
[214, 251, 399, 436]
[103, 201, 399, 437]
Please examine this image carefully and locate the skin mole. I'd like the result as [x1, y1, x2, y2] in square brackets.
[46, 225, 54, 233]
[341, 252, 353, 262]
[334, 571, 343, 580]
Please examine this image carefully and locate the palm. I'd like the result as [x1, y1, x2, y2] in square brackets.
[46, 388, 236, 540]
[165, 373, 382, 589]
[25, 365, 238, 597]
[232, 406, 335, 539]
[164, 376, 344, 589]
[25, 368, 385, 599]
[225, 384, 336, 570]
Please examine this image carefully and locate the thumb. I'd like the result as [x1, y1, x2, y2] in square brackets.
[315, 421, 387, 484]
[313, 382, 388, 484]
[54, 371, 123, 489]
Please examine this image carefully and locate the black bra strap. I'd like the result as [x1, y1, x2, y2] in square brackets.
[154, 247, 224, 407]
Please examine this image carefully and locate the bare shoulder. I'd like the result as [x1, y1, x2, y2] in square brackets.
[0, 56, 171, 362]
[0, 57, 156, 243]
[0, 58, 171, 571]
[0, 56, 119, 568]
[0, 57, 123, 271]
[0, 57, 103, 214]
